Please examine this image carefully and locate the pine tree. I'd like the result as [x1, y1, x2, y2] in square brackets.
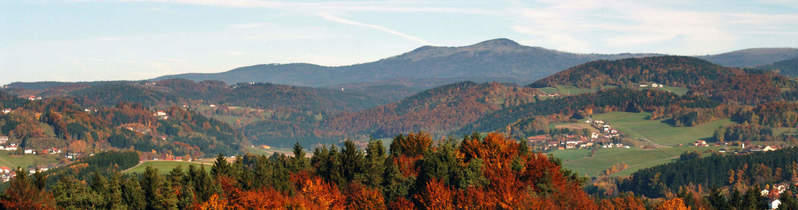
[210, 153, 232, 178]
[341, 140, 365, 183]
[89, 171, 110, 208]
[382, 156, 413, 202]
[106, 172, 128, 210]
[364, 139, 386, 189]
[167, 166, 185, 190]
[140, 166, 166, 209]
[189, 165, 216, 202]
[121, 175, 146, 210]
[292, 142, 309, 171]
[51, 175, 103, 209]
[706, 187, 729, 209]
[177, 179, 196, 210]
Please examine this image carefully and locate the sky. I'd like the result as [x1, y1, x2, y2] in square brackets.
[1, 0, 797, 85]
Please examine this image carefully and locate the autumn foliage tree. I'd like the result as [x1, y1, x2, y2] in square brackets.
[16, 132, 647, 209]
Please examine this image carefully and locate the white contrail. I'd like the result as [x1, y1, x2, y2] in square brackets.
[318, 13, 431, 45]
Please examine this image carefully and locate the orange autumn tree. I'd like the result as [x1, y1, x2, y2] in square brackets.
[346, 183, 386, 209]
[148, 132, 628, 209]
[657, 198, 690, 210]
[460, 133, 595, 209]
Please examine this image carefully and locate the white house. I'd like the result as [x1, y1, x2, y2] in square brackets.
[0, 136, 8, 145]
[23, 149, 34, 155]
[4, 145, 17, 151]
[1, 109, 10, 114]
[771, 199, 781, 209]
[154, 111, 168, 120]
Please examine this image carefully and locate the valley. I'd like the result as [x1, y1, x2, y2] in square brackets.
[2, 38, 798, 209]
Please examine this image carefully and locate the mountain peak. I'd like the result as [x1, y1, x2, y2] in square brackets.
[472, 38, 521, 47]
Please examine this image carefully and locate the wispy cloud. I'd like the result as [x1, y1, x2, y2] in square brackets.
[114, 0, 497, 15]
[318, 13, 430, 45]
[508, 0, 797, 54]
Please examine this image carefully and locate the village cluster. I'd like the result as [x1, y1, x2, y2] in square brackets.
[0, 135, 83, 182]
[527, 119, 627, 151]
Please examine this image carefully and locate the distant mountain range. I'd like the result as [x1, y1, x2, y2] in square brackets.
[153, 38, 659, 87]
[698, 48, 798, 68]
[153, 38, 798, 88]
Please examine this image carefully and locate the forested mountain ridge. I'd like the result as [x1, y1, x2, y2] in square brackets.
[698, 47, 798, 67]
[0, 90, 245, 157]
[244, 82, 543, 146]
[7, 79, 382, 114]
[530, 56, 797, 104]
[323, 82, 540, 138]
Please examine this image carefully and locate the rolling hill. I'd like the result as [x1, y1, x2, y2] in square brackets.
[757, 56, 798, 77]
[244, 81, 542, 146]
[530, 56, 796, 104]
[7, 79, 382, 114]
[698, 48, 798, 67]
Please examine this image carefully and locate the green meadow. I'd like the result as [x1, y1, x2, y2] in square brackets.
[592, 112, 733, 146]
[550, 111, 736, 177]
[123, 161, 210, 175]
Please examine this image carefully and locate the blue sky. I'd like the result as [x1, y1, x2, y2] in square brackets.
[1, 0, 797, 84]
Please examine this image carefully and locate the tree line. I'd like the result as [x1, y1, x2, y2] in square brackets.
[0, 132, 704, 209]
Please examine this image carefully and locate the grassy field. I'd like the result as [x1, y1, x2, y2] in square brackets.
[123, 161, 210, 174]
[660, 86, 689, 96]
[592, 112, 733, 146]
[774, 127, 798, 136]
[0, 151, 60, 168]
[553, 121, 599, 132]
[553, 85, 596, 95]
[551, 146, 721, 177]
[245, 146, 297, 157]
[548, 111, 737, 177]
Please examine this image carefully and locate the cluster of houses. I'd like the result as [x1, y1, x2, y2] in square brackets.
[26, 95, 42, 101]
[0, 167, 13, 182]
[0, 166, 53, 182]
[761, 183, 792, 209]
[0, 136, 17, 151]
[138, 151, 194, 162]
[639, 83, 664, 88]
[153, 110, 169, 120]
[692, 140, 781, 154]
[1, 108, 10, 114]
[1, 135, 78, 160]
[526, 119, 629, 151]
[586, 119, 621, 139]
[527, 120, 631, 150]
[529, 133, 629, 151]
